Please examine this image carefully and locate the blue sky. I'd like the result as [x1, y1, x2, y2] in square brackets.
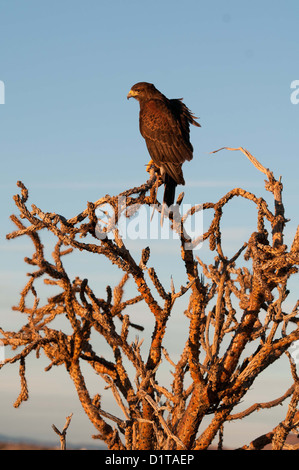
[0, 0, 299, 448]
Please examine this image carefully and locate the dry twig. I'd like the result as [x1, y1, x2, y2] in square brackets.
[52, 413, 73, 450]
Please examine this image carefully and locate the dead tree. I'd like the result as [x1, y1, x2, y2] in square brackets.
[1, 148, 299, 450]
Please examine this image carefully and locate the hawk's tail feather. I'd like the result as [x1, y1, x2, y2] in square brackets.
[163, 173, 177, 208]
[161, 174, 177, 226]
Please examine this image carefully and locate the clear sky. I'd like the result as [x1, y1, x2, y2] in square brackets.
[0, 0, 299, 449]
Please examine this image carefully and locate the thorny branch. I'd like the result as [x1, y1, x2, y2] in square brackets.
[1, 149, 299, 450]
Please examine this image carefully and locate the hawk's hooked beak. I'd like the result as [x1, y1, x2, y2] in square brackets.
[127, 89, 138, 100]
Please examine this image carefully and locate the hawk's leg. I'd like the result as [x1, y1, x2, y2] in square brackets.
[146, 159, 155, 173]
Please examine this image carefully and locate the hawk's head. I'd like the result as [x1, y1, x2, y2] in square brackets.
[127, 82, 158, 101]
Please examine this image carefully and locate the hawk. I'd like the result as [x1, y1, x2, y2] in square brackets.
[127, 82, 200, 213]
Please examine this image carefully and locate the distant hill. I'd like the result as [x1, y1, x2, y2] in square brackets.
[1, 433, 298, 450]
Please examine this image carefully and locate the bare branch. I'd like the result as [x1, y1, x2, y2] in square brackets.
[52, 413, 73, 450]
[2, 147, 299, 450]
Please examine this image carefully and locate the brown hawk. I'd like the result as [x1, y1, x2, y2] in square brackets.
[127, 82, 200, 212]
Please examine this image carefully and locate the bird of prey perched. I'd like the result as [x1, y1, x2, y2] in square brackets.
[127, 82, 200, 216]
